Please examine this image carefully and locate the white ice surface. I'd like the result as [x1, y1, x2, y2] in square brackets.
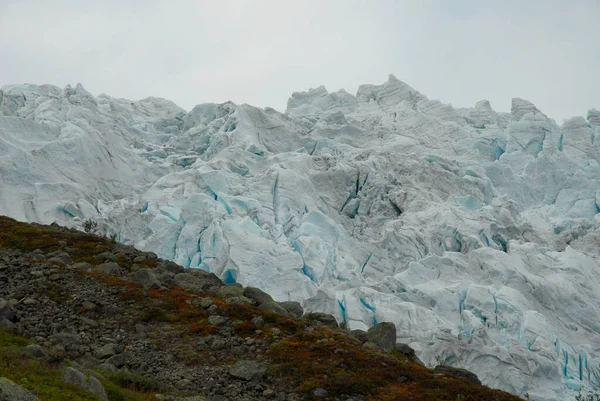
[1, 76, 600, 400]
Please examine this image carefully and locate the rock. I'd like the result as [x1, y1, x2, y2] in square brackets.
[362, 342, 380, 350]
[176, 379, 191, 390]
[313, 388, 328, 398]
[160, 260, 184, 274]
[217, 285, 244, 299]
[24, 344, 46, 358]
[394, 343, 424, 365]
[134, 268, 161, 290]
[94, 251, 116, 262]
[49, 332, 81, 348]
[242, 287, 274, 305]
[271, 328, 281, 336]
[46, 250, 73, 264]
[366, 322, 396, 350]
[20, 298, 37, 306]
[394, 343, 415, 358]
[93, 262, 123, 276]
[174, 271, 222, 293]
[93, 344, 117, 360]
[191, 297, 214, 309]
[79, 317, 98, 328]
[250, 316, 265, 326]
[0, 320, 16, 330]
[69, 262, 92, 270]
[305, 312, 338, 327]
[0, 299, 16, 322]
[434, 365, 481, 385]
[0, 377, 40, 401]
[86, 376, 108, 400]
[61, 367, 108, 400]
[207, 315, 229, 326]
[259, 301, 289, 317]
[229, 360, 267, 381]
[98, 362, 118, 373]
[224, 296, 252, 305]
[107, 353, 126, 368]
[350, 329, 369, 344]
[279, 301, 303, 318]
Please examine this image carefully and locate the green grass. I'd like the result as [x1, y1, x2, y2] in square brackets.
[0, 329, 155, 401]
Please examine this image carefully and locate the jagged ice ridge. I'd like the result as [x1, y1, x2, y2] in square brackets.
[1, 76, 600, 400]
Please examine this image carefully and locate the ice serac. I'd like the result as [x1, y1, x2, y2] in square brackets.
[1, 78, 600, 401]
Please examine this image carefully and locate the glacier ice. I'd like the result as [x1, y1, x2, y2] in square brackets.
[1, 75, 600, 400]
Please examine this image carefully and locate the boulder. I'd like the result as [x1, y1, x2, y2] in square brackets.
[159, 260, 184, 274]
[304, 312, 338, 327]
[93, 344, 118, 360]
[174, 271, 222, 293]
[207, 316, 228, 326]
[350, 329, 369, 344]
[259, 302, 289, 317]
[217, 285, 244, 299]
[0, 299, 16, 322]
[394, 343, 424, 366]
[93, 251, 116, 262]
[61, 367, 108, 400]
[366, 322, 396, 350]
[229, 360, 266, 381]
[93, 262, 123, 276]
[0, 320, 16, 330]
[134, 268, 161, 290]
[279, 301, 303, 318]
[24, 345, 46, 358]
[242, 287, 273, 305]
[434, 365, 481, 385]
[0, 377, 40, 401]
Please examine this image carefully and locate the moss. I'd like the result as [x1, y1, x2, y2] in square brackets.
[0, 328, 156, 401]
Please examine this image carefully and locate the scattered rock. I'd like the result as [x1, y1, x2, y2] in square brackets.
[229, 360, 267, 381]
[434, 365, 481, 385]
[367, 322, 396, 350]
[0, 377, 40, 401]
[313, 388, 328, 398]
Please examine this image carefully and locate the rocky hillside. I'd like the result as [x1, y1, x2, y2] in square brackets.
[0, 216, 523, 401]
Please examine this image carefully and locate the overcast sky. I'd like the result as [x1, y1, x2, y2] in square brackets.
[1, 0, 598, 122]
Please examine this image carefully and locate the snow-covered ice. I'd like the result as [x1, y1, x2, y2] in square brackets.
[1, 76, 599, 400]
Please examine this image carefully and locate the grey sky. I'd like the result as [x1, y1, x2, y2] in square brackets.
[1, 0, 598, 122]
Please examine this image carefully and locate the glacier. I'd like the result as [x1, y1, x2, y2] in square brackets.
[1, 76, 600, 400]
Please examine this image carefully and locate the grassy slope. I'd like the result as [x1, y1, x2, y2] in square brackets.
[0, 216, 524, 401]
